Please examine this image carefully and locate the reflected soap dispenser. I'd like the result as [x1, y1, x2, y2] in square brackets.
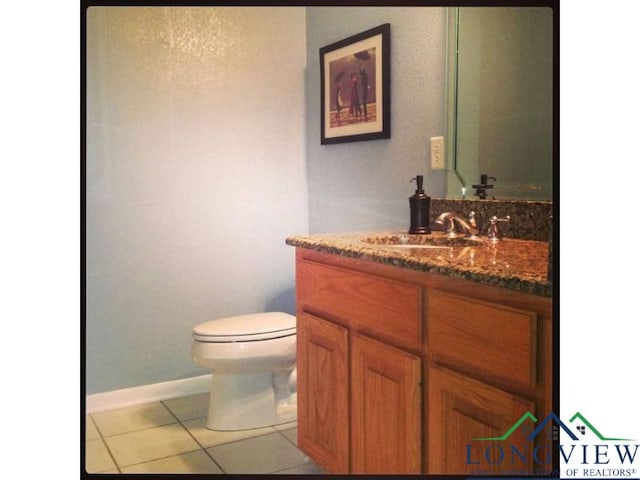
[409, 175, 431, 234]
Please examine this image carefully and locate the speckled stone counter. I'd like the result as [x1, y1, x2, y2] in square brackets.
[430, 198, 552, 242]
[286, 231, 551, 297]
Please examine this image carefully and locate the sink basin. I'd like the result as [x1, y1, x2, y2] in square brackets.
[360, 233, 483, 249]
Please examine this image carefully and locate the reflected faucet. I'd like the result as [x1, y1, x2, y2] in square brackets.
[472, 174, 497, 200]
[435, 212, 479, 238]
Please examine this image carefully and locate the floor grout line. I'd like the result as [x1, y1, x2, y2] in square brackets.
[87, 414, 122, 474]
[86, 395, 316, 474]
[160, 399, 228, 473]
[117, 448, 207, 471]
[274, 424, 298, 448]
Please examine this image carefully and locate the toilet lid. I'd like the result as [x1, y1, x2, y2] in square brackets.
[193, 312, 296, 343]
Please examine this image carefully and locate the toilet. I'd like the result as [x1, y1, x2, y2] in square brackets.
[191, 312, 297, 431]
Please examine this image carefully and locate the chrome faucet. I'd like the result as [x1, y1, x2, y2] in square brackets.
[435, 212, 478, 238]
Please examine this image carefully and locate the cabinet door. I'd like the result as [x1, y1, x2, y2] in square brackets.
[297, 312, 349, 474]
[427, 366, 536, 475]
[351, 333, 422, 474]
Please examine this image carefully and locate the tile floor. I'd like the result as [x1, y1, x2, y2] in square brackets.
[85, 392, 325, 474]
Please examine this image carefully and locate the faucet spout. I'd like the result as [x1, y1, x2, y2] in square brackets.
[452, 216, 473, 235]
[435, 212, 477, 238]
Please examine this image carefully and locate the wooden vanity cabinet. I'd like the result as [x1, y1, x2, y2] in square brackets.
[295, 250, 423, 474]
[294, 248, 552, 475]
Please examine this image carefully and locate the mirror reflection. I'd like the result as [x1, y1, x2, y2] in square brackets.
[447, 7, 553, 201]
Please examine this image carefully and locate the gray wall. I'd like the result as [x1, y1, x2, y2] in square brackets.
[86, 7, 308, 394]
[306, 7, 447, 233]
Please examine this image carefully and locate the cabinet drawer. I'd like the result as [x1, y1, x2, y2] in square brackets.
[297, 259, 422, 350]
[428, 289, 537, 387]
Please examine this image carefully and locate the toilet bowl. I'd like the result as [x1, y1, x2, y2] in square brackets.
[191, 312, 297, 431]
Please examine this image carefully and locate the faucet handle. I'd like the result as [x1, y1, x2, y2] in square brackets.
[487, 215, 510, 241]
[468, 211, 477, 227]
[467, 211, 479, 238]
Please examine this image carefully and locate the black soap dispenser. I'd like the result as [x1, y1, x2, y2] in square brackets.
[409, 175, 431, 234]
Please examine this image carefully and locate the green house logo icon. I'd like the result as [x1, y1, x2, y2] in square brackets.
[472, 411, 634, 443]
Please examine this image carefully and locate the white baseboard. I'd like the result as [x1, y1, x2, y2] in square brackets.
[86, 374, 212, 414]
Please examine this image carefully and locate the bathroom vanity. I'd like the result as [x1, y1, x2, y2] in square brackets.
[286, 232, 553, 475]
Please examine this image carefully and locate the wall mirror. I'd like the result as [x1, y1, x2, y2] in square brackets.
[445, 7, 554, 201]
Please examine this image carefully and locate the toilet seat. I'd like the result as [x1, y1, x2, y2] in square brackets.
[193, 312, 296, 343]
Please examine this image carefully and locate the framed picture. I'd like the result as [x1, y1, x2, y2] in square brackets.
[320, 23, 390, 145]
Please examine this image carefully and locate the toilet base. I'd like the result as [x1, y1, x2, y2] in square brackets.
[206, 370, 297, 431]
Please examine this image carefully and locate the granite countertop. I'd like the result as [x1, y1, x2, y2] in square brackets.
[286, 231, 551, 297]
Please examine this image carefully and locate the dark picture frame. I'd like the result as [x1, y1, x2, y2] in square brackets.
[320, 23, 390, 145]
